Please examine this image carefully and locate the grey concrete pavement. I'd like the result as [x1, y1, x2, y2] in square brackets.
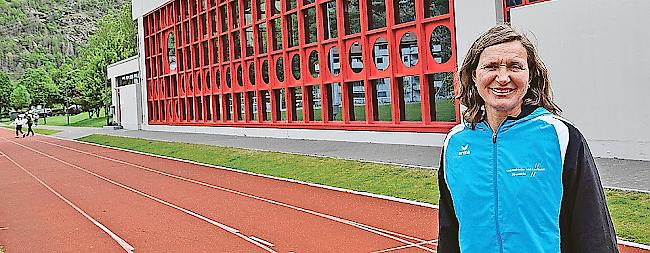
[27, 125, 650, 193]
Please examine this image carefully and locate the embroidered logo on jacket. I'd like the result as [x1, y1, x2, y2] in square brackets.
[505, 163, 546, 177]
[458, 145, 471, 156]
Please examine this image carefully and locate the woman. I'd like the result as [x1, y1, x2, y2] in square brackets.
[438, 24, 618, 252]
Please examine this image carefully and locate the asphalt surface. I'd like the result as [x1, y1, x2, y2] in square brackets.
[26, 124, 650, 193]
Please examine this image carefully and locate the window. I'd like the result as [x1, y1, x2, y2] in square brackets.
[367, 0, 386, 30]
[244, 0, 252, 24]
[258, 0, 267, 19]
[232, 31, 242, 59]
[344, 0, 361, 35]
[292, 54, 301, 80]
[394, 0, 416, 24]
[424, 0, 449, 18]
[400, 32, 418, 67]
[288, 13, 299, 48]
[430, 25, 452, 64]
[272, 18, 283, 50]
[258, 23, 268, 54]
[276, 57, 285, 82]
[372, 37, 389, 71]
[308, 50, 319, 78]
[116, 72, 139, 87]
[328, 46, 340, 76]
[347, 81, 366, 121]
[303, 7, 317, 44]
[245, 27, 254, 56]
[349, 42, 363, 73]
[371, 78, 391, 121]
[168, 33, 177, 70]
[322, 1, 338, 40]
[427, 72, 455, 122]
[249, 62, 256, 85]
[398, 75, 421, 121]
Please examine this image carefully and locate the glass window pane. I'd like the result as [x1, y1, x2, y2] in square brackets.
[506, 0, 523, 7]
[272, 0, 281, 15]
[244, 0, 252, 24]
[372, 78, 391, 121]
[237, 65, 243, 86]
[210, 10, 218, 35]
[287, 0, 297, 11]
[262, 60, 270, 83]
[425, 0, 449, 18]
[367, 0, 386, 30]
[221, 35, 230, 61]
[225, 67, 232, 88]
[428, 72, 456, 122]
[258, 23, 268, 54]
[394, 0, 416, 24]
[292, 54, 301, 80]
[272, 18, 283, 50]
[328, 46, 340, 76]
[276, 57, 285, 82]
[249, 63, 256, 85]
[308, 85, 321, 121]
[212, 38, 220, 63]
[220, 6, 228, 31]
[349, 42, 363, 73]
[322, 1, 338, 40]
[291, 87, 303, 121]
[344, 0, 360, 35]
[245, 27, 254, 56]
[372, 37, 389, 71]
[430, 25, 452, 64]
[258, 0, 267, 19]
[288, 13, 299, 47]
[231, 1, 240, 28]
[308, 50, 319, 78]
[348, 81, 365, 121]
[303, 7, 317, 44]
[168, 33, 177, 70]
[400, 32, 418, 67]
[399, 75, 421, 121]
[260, 90, 271, 121]
[233, 31, 241, 59]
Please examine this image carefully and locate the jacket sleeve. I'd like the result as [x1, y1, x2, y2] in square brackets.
[438, 148, 461, 252]
[560, 123, 619, 253]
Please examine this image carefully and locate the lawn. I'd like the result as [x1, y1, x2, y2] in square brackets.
[45, 108, 110, 127]
[1, 125, 61, 135]
[77, 134, 650, 245]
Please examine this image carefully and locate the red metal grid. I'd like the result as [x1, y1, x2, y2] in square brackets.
[144, 0, 459, 133]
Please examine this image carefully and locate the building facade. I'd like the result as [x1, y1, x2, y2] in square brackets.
[119, 0, 649, 160]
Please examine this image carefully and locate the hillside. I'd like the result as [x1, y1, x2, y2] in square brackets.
[0, 0, 130, 80]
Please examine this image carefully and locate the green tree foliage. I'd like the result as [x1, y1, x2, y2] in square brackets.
[17, 67, 59, 107]
[75, 3, 137, 117]
[0, 71, 13, 114]
[10, 84, 31, 110]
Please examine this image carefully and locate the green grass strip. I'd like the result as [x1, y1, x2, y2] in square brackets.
[78, 134, 649, 245]
[1, 125, 61, 135]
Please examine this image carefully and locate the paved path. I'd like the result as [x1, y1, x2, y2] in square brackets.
[31, 125, 650, 192]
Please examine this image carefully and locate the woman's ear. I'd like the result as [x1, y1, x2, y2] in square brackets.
[472, 70, 477, 84]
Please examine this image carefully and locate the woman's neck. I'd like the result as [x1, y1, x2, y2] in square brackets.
[485, 106, 522, 132]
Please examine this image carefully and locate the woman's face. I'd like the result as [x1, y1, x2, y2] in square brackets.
[472, 41, 530, 117]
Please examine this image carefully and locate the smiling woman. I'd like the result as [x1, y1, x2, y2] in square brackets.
[438, 24, 619, 253]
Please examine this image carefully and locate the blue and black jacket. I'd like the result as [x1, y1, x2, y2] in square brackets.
[438, 106, 618, 252]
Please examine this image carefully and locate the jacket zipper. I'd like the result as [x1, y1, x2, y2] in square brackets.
[490, 122, 505, 253]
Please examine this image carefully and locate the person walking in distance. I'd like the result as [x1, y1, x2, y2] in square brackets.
[25, 113, 35, 137]
[12, 114, 26, 138]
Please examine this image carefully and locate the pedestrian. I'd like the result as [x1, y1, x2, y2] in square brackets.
[25, 113, 35, 137]
[438, 24, 618, 252]
[33, 112, 39, 126]
[12, 114, 26, 138]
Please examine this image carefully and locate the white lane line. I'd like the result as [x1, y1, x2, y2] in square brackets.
[5, 139, 277, 253]
[46, 134, 438, 209]
[618, 239, 650, 250]
[36, 139, 435, 252]
[0, 150, 135, 253]
[371, 240, 438, 253]
[249, 236, 275, 247]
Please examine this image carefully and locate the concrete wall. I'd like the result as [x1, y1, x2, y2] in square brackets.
[108, 56, 142, 130]
[511, 0, 650, 160]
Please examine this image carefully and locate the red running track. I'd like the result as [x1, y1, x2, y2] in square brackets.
[0, 129, 647, 253]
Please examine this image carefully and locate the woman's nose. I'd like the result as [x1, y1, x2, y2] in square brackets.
[495, 68, 510, 85]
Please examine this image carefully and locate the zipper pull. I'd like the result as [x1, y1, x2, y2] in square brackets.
[492, 132, 497, 143]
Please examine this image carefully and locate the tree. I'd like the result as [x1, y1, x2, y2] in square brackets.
[0, 71, 13, 114]
[75, 3, 137, 117]
[10, 84, 31, 110]
[17, 67, 59, 107]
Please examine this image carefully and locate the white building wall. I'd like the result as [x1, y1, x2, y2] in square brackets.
[511, 0, 650, 160]
[108, 56, 142, 130]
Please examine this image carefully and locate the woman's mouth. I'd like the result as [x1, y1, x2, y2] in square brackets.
[490, 87, 515, 95]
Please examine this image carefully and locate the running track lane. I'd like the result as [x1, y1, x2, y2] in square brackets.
[0, 129, 647, 253]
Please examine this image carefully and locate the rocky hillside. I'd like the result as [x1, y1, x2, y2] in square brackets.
[0, 0, 130, 80]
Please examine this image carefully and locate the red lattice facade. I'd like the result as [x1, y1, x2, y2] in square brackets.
[144, 0, 458, 133]
[503, 0, 550, 21]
